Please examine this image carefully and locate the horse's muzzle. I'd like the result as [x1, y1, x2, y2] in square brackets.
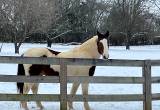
[103, 55, 109, 59]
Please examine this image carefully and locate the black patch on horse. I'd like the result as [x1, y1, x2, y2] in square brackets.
[47, 49, 60, 55]
[89, 66, 96, 76]
[29, 64, 59, 76]
[29, 55, 59, 76]
[17, 54, 25, 94]
[17, 64, 25, 94]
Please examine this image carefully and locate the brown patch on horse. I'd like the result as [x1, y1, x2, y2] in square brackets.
[29, 55, 59, 76]
[47, 48, 61, 55]
[97, 41, 104, 54]
[96, 31, 109, 55]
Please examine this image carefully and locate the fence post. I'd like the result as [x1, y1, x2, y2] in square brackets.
[143, 60, 152, 110]
[60, 60, 67, 110]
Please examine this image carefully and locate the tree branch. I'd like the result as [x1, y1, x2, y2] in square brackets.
[51, 30, 72, 40]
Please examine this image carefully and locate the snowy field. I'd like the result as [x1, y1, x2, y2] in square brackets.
[0, 43, 160, 110]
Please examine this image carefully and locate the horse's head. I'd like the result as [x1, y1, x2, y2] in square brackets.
[96, 31, 109, 59]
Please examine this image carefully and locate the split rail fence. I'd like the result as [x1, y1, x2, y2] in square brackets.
[0, 56, 159, 110]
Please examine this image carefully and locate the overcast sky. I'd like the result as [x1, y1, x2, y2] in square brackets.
[147, 0, 160, 15]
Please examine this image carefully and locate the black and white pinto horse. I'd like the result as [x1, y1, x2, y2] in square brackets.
[17, 31, 109, 110]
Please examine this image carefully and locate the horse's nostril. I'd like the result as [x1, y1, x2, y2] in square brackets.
[103, 54, 109, 59]
[103, 56, 107, 59]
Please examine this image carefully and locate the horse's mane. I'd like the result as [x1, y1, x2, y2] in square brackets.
[81, 36, 98, 45]
[62, 35, 97, 52]
[79, 35, 97, 50]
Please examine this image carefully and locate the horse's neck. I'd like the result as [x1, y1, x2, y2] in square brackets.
[78, 37, 100, 58]
[58, 36, 101, 59]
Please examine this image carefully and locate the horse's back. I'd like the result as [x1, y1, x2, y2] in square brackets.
[23, 47, 55, 57]
[57, 48, 94, 59]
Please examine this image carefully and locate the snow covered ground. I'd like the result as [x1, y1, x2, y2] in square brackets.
[0, 43, 160, 110]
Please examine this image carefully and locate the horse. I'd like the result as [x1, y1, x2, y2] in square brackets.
[17, 31, 109, 110]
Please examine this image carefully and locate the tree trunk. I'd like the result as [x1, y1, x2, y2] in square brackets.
[126, 31, 131, 50]
[0, 43, 3, 52]
[14, 43, 19, 54]
[126, 41, 130, 50]
[47, 38, 52, 47]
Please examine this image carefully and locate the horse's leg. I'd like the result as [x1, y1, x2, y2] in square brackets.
[21, 83, 30, 110]
[82, 82, 90, 110]
[31, 83, 44, 109]
[68, 82, 80, 110]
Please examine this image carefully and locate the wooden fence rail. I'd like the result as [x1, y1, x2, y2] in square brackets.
[0, 56, 157, 110]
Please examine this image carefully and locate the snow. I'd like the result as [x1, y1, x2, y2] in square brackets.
[0, 43, 160, 110]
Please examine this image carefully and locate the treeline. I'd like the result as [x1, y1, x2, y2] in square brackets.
[0, 0, 160, 53]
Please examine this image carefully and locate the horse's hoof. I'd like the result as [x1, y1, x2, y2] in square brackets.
[68, 108, 75, 110]
[68, 106, 74, 110]
[21, 108, 29, 110]
[37, 106, 44, 110]
[85, 107, 91, 110]
[84, 106, 91, 110]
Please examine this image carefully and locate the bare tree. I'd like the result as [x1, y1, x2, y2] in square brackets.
[13, 0, 57, 53]
[103, 0, 150, 48]
[1, 0, 159, 47]
[0, 0, 57, 53]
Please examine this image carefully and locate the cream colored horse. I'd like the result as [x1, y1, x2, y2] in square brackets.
[17, 31, 109, 110]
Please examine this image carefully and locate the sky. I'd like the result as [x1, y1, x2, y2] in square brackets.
[147, 0, 160, 15]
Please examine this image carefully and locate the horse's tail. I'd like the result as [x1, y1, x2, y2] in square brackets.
[17, 64, 25, 94]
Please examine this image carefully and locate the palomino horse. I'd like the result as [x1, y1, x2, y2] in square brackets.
[17, 31, 109, 110]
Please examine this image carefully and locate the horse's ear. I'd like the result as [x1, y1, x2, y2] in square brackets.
[97, 31, 102, 36]
[105, 31, 109, 39]
[97, 31, 103, 39]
